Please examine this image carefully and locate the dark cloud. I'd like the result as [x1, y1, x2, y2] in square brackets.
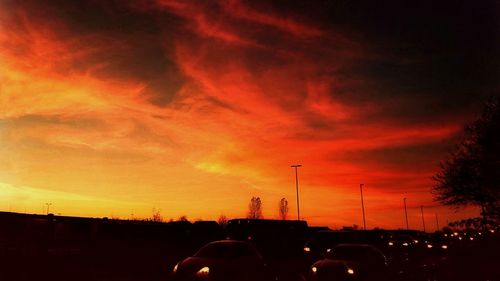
[312, 0, 500, 129]
[2, 0, 495, 224]
[338, 138, 456, 172]
[2, 0, 186, 107]
[4, 0, 498, 165]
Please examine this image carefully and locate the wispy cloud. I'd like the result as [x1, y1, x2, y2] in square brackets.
[0, 0, 492, 226]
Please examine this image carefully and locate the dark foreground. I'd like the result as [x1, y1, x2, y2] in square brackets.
[0, 212, 498, 281]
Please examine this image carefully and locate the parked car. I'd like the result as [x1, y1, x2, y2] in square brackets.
[304, 230, 388, 265]
[304, 231, 359, 263]
[170, 240, 275, 281]
[309, 244, 388, 281]
[227, 219, 309, 281]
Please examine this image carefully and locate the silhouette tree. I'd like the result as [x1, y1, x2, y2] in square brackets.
[248, 197, 263, 219]
[151, 208, 163, 222]
[279, 198, 288, 220]
[217, 215, 228, 228]
[433, 97, 500, 220]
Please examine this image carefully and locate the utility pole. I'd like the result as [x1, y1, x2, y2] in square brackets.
[420, 205, 426, 232]
[435, 213, 440, 231]
[404, 198, 409, 230]
[360, 183, 366, 230]
[45, 203, 52, 215]
[291, 165, 302, 221]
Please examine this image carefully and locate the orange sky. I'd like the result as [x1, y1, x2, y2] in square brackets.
[1, 0, 496, 229]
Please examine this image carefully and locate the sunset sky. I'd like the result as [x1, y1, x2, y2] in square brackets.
[0, 0, 498, 229]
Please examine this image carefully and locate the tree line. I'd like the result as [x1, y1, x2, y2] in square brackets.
[247, 196, 289, 220]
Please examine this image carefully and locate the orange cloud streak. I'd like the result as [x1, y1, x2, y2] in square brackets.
[0, 0, 480, 228]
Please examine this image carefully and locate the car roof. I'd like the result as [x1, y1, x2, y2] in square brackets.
[206, 240, 251, 245]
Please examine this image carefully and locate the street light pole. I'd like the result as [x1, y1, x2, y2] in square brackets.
[435, 213, 440, 231]
[404, 198, 409, 230]
[45, 203, 52, 215]
[360, 184, 366, 230]
[291, 165, 302, 221]
[421, 205, 426, 232]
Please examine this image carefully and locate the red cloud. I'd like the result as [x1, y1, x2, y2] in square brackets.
[0, 0, 481, 226]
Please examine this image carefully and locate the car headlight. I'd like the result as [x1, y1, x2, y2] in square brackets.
[311, 266, 317, 273]
[196, 266, 210, 276]
[402, 242, 409, 246]
[426, 244, 433, 249]
[441, 245, 448, 249]
[388, 242, 394, 246]
[347, 268, 355, 275]
[304, 247, 311, 252]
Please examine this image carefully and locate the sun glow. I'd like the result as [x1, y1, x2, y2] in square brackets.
[0, 0, 484, 227]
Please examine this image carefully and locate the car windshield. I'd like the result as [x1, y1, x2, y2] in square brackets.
[194, 242, 259, 259]
[326, 245, 375, 261]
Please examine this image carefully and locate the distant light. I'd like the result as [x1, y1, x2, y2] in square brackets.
[427, 244, 433, 249]
[311, 267, 317, 273]
[413, 240, 419, 243]
[197, 267, 210, 276]
[304, 247, 311, 252]
[247, 236, 252, 240]
[402, 242, 409, 246]
[490, 229, 495, 233]
[458, 237, 462, 240]
[173, 263, 179, 272]
[347, 268, 355, 275]
[453, 232, 458, 236]
[326, 248, 331, 252]
[441, 245, 448, 249]
[470, 237, 474, 241]
[444, 234, 448, 237]
[478, 232, 482, 235]
[388, 242, 394, 246]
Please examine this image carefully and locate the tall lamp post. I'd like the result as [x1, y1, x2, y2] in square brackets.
[45, 203, 52, 215]
[360, 183, 366, 230]
[291, 165, 302, 221]
[403, 198, 409, 230]
[435, 213, 440, 231]
[421, 205, 426, 232]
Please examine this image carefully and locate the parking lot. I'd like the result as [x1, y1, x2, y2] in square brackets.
[0, 213, 498, 281]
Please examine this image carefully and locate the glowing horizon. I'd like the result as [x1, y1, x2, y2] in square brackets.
[1, 0, 495, 229]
